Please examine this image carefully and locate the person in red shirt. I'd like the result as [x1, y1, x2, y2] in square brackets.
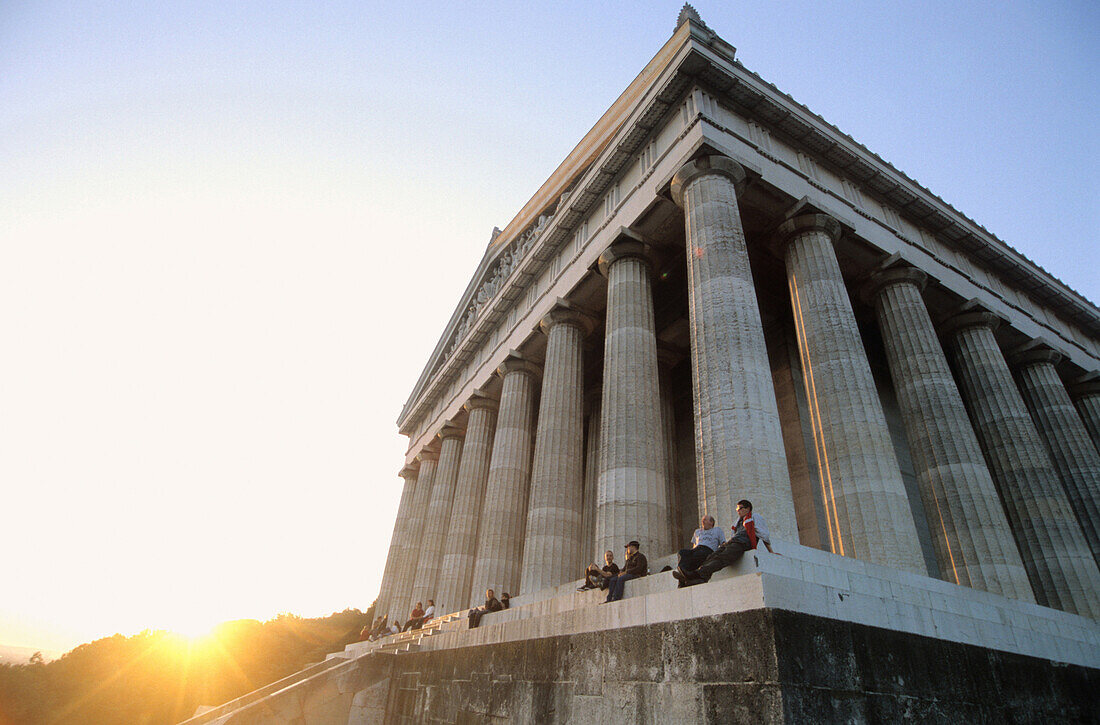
[402, 602, 426, 632]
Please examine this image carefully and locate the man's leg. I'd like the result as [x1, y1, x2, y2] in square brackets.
[616, 573, 637, 600]
[680, 546, 713, 573]
[604, 575, 619, 602]
[693, 540, 750, 581]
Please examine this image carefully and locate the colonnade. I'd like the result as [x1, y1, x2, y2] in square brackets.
[376, 154, 1100, 621]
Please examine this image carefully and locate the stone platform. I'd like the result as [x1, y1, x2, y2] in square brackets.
[182, 542, 1099, 723]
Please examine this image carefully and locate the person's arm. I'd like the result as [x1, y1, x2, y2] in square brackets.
[743, 517, 758, 549]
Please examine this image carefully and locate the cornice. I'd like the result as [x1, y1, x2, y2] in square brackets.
[396, 22, 702, 433]
[397, 15, 1100, 436]
[687, 46, 1100, 338]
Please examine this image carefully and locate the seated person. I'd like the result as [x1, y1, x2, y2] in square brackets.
[367, 616, 389, 641]
[578, 550, 621, 591]
[388, 619, 401, 635]
[604, 541, 647, 603]
[674, 500, 773, 587]
[675, 514, 724, 587]
[578, 563, 603, 591]
[468, 588, 504, 629]
[500, 593, 511, 609]
[402, 602, 426, 632]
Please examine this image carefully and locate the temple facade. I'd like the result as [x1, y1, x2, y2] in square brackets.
[375, 7, 1100, 625]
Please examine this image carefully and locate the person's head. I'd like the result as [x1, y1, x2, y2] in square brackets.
[701, 514, 715, 529]
[485, 588, 495, 599]
[736, 500, 753, 519]
[604, 550, 614, 564]
[427, 599, 434, 606]
[625, 540, 640, 556]
[501, 593, 510, 600]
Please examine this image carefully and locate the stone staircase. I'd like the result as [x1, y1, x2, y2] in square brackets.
[330, 611, 464, 660]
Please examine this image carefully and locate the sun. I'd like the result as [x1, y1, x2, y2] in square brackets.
[166, 614, 221, 641]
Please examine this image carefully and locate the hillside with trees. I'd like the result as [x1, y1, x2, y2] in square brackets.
[0, 607, 372, 725]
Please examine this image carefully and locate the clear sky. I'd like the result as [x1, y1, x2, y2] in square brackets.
[1, 1, 1097, 653]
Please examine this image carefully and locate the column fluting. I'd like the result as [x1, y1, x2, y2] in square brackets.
[942, 308, 1100, 617]
[670, 156, 796, 538]
[596, 235, 672, 558]
[520, 304, 593, 593]
[581, 389, 602, 566]
[658, 346, 682, 549]
[375, 464, 420, 621]
[866, 267, 1033, 599]
[468, 356, 540, 601]
[778, 214, 925, 573]
[435, 394, 499, 614]
[410, 427, 464, 606]
[390, 451, 437, 618]
[1011, 344, 1100, 565]
[1069, 374, 1100, 452]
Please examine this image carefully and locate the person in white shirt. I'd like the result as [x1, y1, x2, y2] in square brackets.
[674, 515, 724, 586]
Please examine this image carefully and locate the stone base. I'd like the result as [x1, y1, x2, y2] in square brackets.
[185, 542, 1099, 723]
[191, 609, 1098, 724]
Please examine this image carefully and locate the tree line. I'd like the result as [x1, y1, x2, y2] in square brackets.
[0, 607, 373, 725]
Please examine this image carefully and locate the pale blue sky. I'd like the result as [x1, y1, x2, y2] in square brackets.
[1, 1, 1096, 652]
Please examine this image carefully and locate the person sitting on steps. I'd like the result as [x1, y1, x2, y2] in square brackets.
[467, 588, 503, 628]
[603, 541, 647, 603]
[675, 514, 724, 588]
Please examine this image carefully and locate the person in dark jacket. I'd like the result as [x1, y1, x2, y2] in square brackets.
[468, 588, 504, 628]
[604, 541, 647, 603]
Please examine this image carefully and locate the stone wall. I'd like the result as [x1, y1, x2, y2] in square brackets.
[208, 609, 1098, 724]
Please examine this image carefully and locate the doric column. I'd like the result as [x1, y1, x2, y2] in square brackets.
[375, 464, 420, 621]
[1011, 342, 1100, 565]
[1069, 373, 1100, 451]
[520, 302, 594, 593]
[468, 355, 540, 601]
[435, 393, 499, 614]
[866, 267, 1032, 599]
[390, 450, 437, 616]
[942, 306, 1100, 617]
[581, 388, 601, 565]
[657, 346, 683, 548]
[410, 425, 464, 606]
[670, 156, 796, 538]
[596, 233, 671, 558]
[776, 214, 925, 573]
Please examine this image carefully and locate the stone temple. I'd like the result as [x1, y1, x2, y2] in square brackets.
[186, 7, 1100, 723]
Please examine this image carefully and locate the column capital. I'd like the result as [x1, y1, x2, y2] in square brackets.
[939, 300, 1003, 338]
[399, 463, 419, 479]
[439, 421, 465, 441]
[538, 298, 597, 336]
[773, 213, 843, 251]
[670, 155, 746, 208]
[863, 265, 928, 301]
[496, 352, 542, 381]
[597, 228, 654, 277]
[463, 390, 499, 413]
[1008, 338, 1064, 369]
